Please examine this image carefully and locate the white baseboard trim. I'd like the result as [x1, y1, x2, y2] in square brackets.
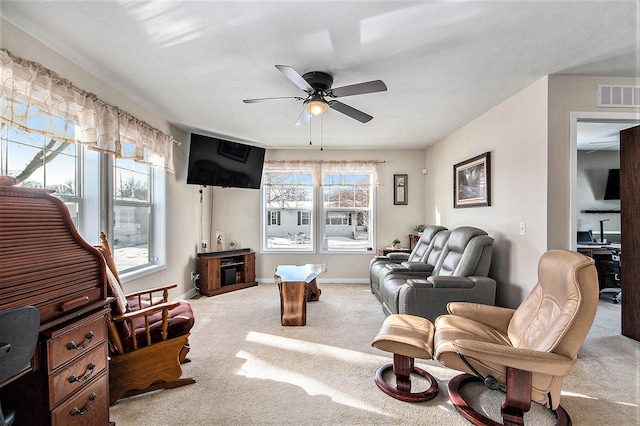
[257, 277, 369, 284]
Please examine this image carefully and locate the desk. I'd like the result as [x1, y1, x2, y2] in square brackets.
[275, 264, 323, 326]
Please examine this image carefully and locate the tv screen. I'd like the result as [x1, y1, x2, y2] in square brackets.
[186, 134, 266, 189]
[603, 168, 620, 200]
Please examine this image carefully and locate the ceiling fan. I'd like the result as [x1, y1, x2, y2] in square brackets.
[243, 65, 387, 126]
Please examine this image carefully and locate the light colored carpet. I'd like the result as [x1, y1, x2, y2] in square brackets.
[109, 283, 639, 425]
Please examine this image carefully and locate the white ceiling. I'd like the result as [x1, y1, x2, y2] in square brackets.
[1, 1, 638, 150]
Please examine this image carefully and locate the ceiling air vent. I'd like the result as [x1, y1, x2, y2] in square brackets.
[597, 84, 640, 107]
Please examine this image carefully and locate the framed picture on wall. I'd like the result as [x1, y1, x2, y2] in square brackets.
[394, 174, 408, 205]
[453, 152, 491, 208]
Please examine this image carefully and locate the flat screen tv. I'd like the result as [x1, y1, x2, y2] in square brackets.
[603, 168, 620, 200]
[186, 134, 266, 189]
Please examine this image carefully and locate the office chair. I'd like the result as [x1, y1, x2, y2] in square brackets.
[0, 306, 40, 426]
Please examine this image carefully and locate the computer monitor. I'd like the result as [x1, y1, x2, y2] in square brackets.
[577, 230, 595, 245]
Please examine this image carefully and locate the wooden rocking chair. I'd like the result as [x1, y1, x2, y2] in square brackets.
[95, 232, 196, 404]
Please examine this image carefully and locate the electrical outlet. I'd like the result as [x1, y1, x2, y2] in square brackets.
[519, 222, 526, 236]
[321, 264, 327, 273]
[190, 272, 199, 281]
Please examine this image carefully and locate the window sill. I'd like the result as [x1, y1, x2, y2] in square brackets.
[119, 263, 167, 284]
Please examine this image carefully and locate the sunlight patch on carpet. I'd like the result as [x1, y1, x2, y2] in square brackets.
[234, 349, 391, 417]
[245, 330, 385, 363]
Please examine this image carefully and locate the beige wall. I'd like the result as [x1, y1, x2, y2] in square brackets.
[547, 75, 640, 250]
[208, 148, 427, 282]
[425, 77, 549, 308]
[1, 19, 202, 300]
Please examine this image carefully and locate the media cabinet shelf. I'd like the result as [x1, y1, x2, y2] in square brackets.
[197, 249, 257, 297]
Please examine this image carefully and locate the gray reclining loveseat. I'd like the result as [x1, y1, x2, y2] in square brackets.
[373, 226, 496, 321]
[369, 225, 447, 298]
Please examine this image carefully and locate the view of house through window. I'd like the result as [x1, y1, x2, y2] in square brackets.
[263, 171, 314, 251]
[262, 166, 375, 253]
[322, 172, 373, 252]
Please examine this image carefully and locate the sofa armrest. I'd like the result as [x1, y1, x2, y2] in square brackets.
[427, 275, 474, 288]
[387, 252, 410, 261]
[446, 302, 515, 332]
[400, 261, 434, 273]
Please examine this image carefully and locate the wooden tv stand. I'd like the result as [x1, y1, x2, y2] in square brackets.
[197, 249, 257, 296]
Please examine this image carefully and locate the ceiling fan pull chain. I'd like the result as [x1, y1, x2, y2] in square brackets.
[320, 115, 323, 151]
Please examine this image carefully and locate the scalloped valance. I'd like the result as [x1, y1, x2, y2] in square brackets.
[0, 48, 175, 173]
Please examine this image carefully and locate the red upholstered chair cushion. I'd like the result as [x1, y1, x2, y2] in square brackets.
[122, 300, 195, 352]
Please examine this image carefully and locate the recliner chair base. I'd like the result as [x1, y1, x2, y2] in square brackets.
[374, 354, 438, 402]
[447, 371, 571, 426]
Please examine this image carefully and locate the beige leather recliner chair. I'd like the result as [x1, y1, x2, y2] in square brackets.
[434, 249, 598, 425]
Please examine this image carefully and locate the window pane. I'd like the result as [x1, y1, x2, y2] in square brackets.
[322, 172, 373, 252]
[114, 156, 150, 202]
[263, 172, 314, 251]
[113, 204, 150, 270]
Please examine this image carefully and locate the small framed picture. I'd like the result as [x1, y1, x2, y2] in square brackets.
[453, 152, 491, 208]
[394, 174, 408, 205]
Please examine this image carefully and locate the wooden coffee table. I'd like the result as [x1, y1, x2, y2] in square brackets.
[274, 264, 323, 326]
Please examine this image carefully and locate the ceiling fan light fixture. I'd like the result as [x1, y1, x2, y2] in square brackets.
[304, 97, 328, 116]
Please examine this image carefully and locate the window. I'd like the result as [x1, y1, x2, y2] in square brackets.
[1, 103, 166, 277]
[261, 161, 377, 253]
[322, 172, 374, 252]
[262, 170, 314, 252]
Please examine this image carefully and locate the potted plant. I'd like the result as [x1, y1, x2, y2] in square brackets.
[414, 224, 426, 234]
[392, 238, 401, 249]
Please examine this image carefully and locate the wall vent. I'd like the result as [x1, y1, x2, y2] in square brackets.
[597, 84, 640, 107]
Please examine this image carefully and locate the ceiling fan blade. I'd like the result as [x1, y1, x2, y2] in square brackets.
[243, 96, 304, 103]
[328, 101, 373, 123]
[328, 80, 387, 98]
[275, 65, 315, 93]
[295, 109, 311, 126]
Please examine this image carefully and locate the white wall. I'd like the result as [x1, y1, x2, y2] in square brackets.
[425, 77, 549, 308]
[1, 19, 201, 300]
[208, 148, 427, 282]
[547, 75, 640, 249]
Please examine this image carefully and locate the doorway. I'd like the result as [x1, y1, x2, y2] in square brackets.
[571, 112, 639, 340]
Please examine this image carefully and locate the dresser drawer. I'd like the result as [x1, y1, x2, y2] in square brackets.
[47, 314, 106, 373]
[49, 343, 107, 408]
[51, 371, 109, 426]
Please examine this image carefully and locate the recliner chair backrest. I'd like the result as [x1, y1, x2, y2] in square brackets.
[432, 226, 493, 277]
[507, 250, 598, 358]
[423, 230, 450, 268]
[408, 225, 448, 262]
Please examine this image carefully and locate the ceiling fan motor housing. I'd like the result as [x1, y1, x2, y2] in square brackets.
[302, 71, 333, 92]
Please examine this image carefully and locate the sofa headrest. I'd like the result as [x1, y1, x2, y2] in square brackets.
[447, 226, 488, 253]
[418, 225, 448, 244]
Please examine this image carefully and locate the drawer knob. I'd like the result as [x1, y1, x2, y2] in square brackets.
[70, 392, 97, 416]
[68, 362, 96, 383]
[67, 331, 94, 350]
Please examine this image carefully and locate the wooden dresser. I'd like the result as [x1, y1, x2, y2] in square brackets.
[0, 185, 112, 425]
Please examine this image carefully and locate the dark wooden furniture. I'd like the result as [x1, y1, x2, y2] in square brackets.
[621, 125, 639, 341]
[274, 264, 322, 326]
[0, 185, 112, 425]
[377, 247, 411, 256]
[96, 233, 195, 405]
[409, 234, 421, 250]
[198, 249, 257, 296]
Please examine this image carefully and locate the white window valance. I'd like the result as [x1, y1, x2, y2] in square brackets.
[263, 160, 379, 186]
[0, 49, 175, 173]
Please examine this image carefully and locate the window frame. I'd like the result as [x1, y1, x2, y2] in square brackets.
[260, 165, 376, 254]
[0, 110, 166, 281]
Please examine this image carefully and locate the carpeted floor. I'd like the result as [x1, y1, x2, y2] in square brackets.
[109, 283, 639, 425]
